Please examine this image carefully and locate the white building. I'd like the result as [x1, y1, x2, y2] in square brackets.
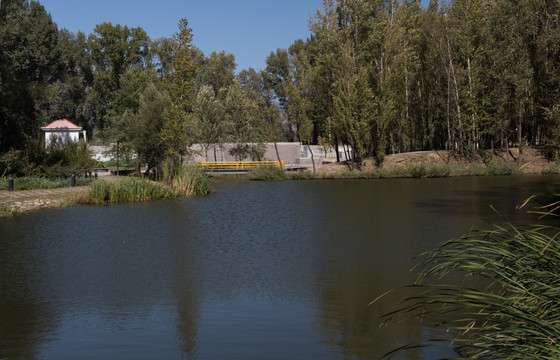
[41, 119, 86, 147]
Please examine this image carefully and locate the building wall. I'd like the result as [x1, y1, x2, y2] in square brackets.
[44, 130, 80, 146]
[44, 130, 87, 147]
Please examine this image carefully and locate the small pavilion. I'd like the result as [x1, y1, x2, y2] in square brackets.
[41, 119, 86, 147]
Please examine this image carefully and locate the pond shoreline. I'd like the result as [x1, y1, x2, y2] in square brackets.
[0, 171, 556, 217]
[1, 148, 558, 216]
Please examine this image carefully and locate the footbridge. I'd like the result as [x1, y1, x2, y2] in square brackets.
[195, 161, 284, 174]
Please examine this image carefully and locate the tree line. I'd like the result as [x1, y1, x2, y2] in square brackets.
[285, 0, 560, 167]
[2, 0, 560, 174]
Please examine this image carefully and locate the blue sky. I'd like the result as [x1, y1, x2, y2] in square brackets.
[39, 0, 429, 72]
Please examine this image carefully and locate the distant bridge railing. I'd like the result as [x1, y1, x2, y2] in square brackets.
[195, 161, 284, 171]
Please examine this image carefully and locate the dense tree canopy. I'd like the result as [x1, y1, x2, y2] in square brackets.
[2, 0, 560, 167]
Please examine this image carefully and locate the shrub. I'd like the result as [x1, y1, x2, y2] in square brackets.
[1, 140, 97, 178]
[0, 176, 93, 190]
[542, 164, 560, 175]
[0, 150, 26, 176]
[410, 164, 427, 178]
[485, 158, 518, 175]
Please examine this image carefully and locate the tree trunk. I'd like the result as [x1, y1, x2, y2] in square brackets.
[467, 57, 477, 162]
[274, 141, 281, 163]
[307, 142, 316, 173]
[334, 135, 340, 163]
[446, 71, 451, 151]
[447, 41, 463, 158]
[405, 69, 410, 150]
[518, 99, 523, 163]
[167, 157, 174, 185]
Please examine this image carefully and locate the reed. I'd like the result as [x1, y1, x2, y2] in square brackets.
[171, 166, 211, 196]
[0, 202, 15, 217]
[88, 178, 181, 203]
[376, 197, 560, 359]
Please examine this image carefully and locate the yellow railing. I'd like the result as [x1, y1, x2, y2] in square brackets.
[195, 160, 284, 170]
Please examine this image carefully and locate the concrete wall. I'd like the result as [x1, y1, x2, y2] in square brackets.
[191, 143, 301, 164]
[189, 142, 351, 167]
[90, 142, 352, 167]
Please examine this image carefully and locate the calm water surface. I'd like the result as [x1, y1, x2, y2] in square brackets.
[0, 176, 557, 359]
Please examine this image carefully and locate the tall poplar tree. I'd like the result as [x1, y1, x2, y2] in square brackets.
[161, 18, 200, 181]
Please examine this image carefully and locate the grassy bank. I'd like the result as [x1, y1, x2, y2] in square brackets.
[245, 160, 560, 181]
[88, 168, 211, 204]
[0, 168, 212, 217]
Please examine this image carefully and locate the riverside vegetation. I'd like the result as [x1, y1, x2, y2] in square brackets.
[3, 1, 560, 175]
[70, 164, 210, 204]
[372, 192, 560, 359]
[0, 176, 93, 190]
[0, 162, 211, 217]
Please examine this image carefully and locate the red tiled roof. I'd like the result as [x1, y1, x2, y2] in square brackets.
[42, 119, 81, 129]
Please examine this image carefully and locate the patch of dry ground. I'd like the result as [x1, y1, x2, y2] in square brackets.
[0, 173, 119, 215]
[0, 186, 89, 215]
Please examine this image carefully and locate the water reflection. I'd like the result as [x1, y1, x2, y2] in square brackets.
[0, 176, 556, 359]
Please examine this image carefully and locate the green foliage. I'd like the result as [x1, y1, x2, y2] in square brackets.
[170, 165, 211, 196]
[118, 83, 169, 174]
[544, 105, 560, 161]
[0, 202, 16, 217]
[166, 18, 199, 113]
[228, 143, 267, 161]
[191, 85, 226, 160]
[202, 50, 236, 95]
[35, 141, 96, 177]
[247, 167, 287, 181]
[160, 158, 211, 196]
[4, 0, 560, 167]
[160, 156, 179, 185]
[87, 22, 149, 89]
[485, 159, 519, 176]
[0, 0, 60, 152]
[228, 144, 251, 161]
[0, 141, 96, 178]
[377, 198, 560, 359]
[224, 80, 262, 144]
[0, 176, 92, 190]
[0, 150, 25, 176]
[88, 177, 181, 203]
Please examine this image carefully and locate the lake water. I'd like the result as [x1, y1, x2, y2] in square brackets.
[0, 175, 557, 359]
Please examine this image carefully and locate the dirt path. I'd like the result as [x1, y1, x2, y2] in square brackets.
[0, 186, 89, 214]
